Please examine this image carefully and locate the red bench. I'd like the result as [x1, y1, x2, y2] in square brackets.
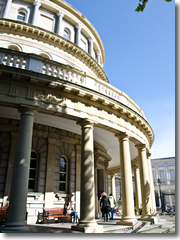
[0, 206, 8, 223]
[37, 207, 72, 224]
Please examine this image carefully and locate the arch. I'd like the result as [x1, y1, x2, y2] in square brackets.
[8, 44, 21, 51]
[63, 28, 70, 40]
[39, 52, 52, 60]
[28, 150, 39, 192]
[17, 8, 28, 22]
[59, 156, 68, 193]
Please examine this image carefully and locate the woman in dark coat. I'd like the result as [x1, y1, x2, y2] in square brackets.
[100, 192, 110, 222]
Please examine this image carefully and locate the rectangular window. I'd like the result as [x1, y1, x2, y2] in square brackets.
[169, 169, 175, 180]
[159, 170, 165, 180]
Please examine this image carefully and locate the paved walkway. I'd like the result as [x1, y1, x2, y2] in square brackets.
[0, 214, 176, 234]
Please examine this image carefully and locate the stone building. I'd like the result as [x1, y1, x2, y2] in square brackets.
[0, 0, 156, 233]
[151, 157, 175, 208]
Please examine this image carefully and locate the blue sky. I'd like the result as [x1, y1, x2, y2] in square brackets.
[66, 0, 175, 159]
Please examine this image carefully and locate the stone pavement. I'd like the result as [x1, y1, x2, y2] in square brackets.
[0, 214, 175, 234]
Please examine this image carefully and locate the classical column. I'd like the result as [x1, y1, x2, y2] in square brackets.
[88, 38, 94, 56]
[110, 174, 116, 200]
[75, 144, 81, 218]
[2, 106, 36, 232]
[3, 132, 18, 206]
[115, 133, 138, 227]
[135, 144, 157, 223]
[31, 0, 41, 26]
[2, 0, 12, 18]
[96, 51, 101, 65]
[147, 153, 156, 214]
[72, 119, 103, 233]
[75, 24, 82, 46]
[56, 10, 64, 36]
[44, 138, 57, 208]
[134, 167, 142, 214]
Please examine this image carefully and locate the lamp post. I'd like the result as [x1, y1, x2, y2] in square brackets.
[157, 177, 162, 212]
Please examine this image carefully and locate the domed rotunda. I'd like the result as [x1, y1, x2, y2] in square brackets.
[0, 0, 156, 233]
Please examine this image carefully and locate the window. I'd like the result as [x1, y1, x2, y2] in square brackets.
[169, 169, 175, 180]
[17, 11, 26, 22]
[8, 45, 20, 51]
[159, 170, 165, 180]
[28, 151, 38, 192]
[59, 157, 67, 192]
[63, 29, 70, 40]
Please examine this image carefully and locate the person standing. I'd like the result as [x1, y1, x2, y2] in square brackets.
[100, 192, 110, 222]
[109, 193, 116, 220]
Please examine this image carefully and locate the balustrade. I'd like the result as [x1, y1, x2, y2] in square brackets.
[0, 48, 144, 117]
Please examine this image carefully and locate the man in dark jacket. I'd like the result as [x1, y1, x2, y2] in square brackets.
[100, 192, 110, 222]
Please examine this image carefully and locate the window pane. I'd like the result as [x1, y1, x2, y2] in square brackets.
[169, 169, 175, 179]
[17, 12, 26, 21]
[30, 159, 37, 168]
[59, 182, 65, 192]
[60, 173, 66, 182]
[28, 180, 35, 190]
[31, 151, 37, 159]
[60, 163, 66, 172]
[159, 170, 165, 180]
[29, 169, 36, 178]
[60, 157, 66, 163]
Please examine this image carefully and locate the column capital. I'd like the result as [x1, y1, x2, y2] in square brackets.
[147, 152, 151, 158]
[57, 10, 64, 17]
[18, 105, 37, 116]
[75, 23, 82, 30]
[77, 118, 98, 128]
[115, 132, 129, 141]
[135, 144, 146, 150]
[88, 37, 94, 43]
[34, 0, 41, 7]
[96, 51, 101, 56]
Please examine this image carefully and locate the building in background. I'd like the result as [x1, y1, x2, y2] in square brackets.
[151, 157, 175, 209]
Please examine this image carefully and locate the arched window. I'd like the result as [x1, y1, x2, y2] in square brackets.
[28, 151, 38, 192]
[63, 28, 70, 40]
[39, 53, 51, 59]
[8, 45, 21, 51]
[59, 157, 67, 192]
[17, 11, 26, 21]
[17, 9, 28, 22]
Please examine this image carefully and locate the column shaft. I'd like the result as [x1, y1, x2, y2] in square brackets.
[147, 153, 156, 214]
[110, 174, 116, 200]
[2, 0, 12, 18]
[75, 24, 82, 46]
[136, 144, 151, 218]
[31, 0, 41, 26]
[3, 106, 36, 232]
[115, 133, 137, 226]
[56, 11, 64, 36]
[72, 119, 103, 233]
[134, 168, 142, 213]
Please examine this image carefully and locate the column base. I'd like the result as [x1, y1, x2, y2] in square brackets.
[71, 220, 103, 233]
[116, 217, 139, 227]
[138, 214, 159, 224]
[1, 224, 30, 233]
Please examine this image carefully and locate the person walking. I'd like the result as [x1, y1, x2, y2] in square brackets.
[109, 193, 116, 220]
[100, 192, 111, 222]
